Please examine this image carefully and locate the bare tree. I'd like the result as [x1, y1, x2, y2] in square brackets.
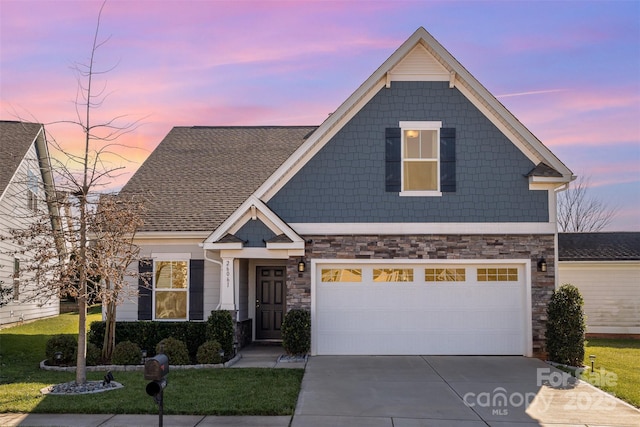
[2, 1, 145, 384]
[557, 175, 618, 232]
[89, 195, 146, 363]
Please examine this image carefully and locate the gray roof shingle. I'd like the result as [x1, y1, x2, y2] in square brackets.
[558, 232, 640, 261]
[526, 162, 563, 178]
[1, 121, 42, 193]
[120, 126, 317, 232]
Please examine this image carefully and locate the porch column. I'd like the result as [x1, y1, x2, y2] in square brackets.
[220, 257, 236, 310]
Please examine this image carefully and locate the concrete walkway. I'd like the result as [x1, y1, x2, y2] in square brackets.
[2, 350, 639, 427]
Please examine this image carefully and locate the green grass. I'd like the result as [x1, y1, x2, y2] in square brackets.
[0, 307, 303, 415]
[583, 338, 640, 408]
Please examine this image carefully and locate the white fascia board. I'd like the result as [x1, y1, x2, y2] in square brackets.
[205, 195, 303, 245]
[219, 248, 304, 259]
[291, 222, 557, 235]
[0, 126, 43, 205]
[429, 46, 573, 177]
[415, 28, 572, 177]
[528, 176, 572, 186]
[203, 242, 243, 250]
[266, 241, 305, 250]
[256, 27, 571, 203]
[258, 78, 387, 202]
[135, 231, 210, 246]
[257, 31, 426, 203]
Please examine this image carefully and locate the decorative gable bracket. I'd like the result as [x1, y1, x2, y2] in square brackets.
[202, 195, 304, 252]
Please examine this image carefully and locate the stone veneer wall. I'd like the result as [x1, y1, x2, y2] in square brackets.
[286, 234, 555, 358]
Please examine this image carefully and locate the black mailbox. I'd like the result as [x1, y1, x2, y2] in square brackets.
[144, 354, 169, 381]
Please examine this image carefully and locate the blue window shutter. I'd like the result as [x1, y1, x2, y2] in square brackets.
[189, 259, 205, 321]
[440, 128, 456, 192]
[385, 127, 401, 192]
[138, 259, 153, 320]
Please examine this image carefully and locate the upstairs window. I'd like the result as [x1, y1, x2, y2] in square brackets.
[386, 122, 455, 195]
[27, 169, 38, 212]
[403, 126, 440, 192]
[13, 258, 20, 301]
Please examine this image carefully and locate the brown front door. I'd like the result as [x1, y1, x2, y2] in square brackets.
[256, 266, 286, 340]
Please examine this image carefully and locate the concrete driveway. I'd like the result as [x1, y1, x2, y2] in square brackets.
[292, 355, 640, 427]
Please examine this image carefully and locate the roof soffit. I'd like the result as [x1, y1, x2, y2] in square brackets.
[255, 27, 572, 202]
[203, 196, 303, 249]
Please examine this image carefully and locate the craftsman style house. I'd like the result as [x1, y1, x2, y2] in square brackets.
[117, 28, 573, 357]
[0, 121, 60, 326]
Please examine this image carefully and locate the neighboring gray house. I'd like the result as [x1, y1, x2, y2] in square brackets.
[559, 232, 640, 337]
[117, 27, 574, 358]
[0, 121, 60, 326]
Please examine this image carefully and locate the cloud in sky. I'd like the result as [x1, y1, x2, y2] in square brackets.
[1, 0, 638, 230]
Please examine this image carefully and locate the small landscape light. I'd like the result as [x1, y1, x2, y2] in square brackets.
[103, 371, 114, 386]
[141, 349, 147, 364]
[233, 342, 238, 356]
[54, 351, 62, 365]
[589, 354, 596, 371]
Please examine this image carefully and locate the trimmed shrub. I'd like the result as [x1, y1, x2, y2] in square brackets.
[282, 309, 311, 355]
[45, 334, 77, 365]
[88, 320, 207, 362]
[112, 341, 142, 365]
[196, 340, 223, 364]
[546, 284, 586, 366]
[86, 342, 102, 366]
[206, 311, 234, 361]
[156, 337, 190, 365]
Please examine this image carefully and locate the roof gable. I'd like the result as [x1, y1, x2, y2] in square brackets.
[0, 121, 44, 197]
[203, 195, 304, 250]
[255, 27, 573, 202]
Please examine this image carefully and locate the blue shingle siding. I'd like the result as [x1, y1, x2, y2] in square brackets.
[268, 81, 549, 223]
[234, 220, 276, 247]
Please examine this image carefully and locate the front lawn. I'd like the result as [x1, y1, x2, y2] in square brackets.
[583, 338, 640, 408]
[0, 308, 303, 415]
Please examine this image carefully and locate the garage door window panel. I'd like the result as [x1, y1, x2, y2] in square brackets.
[373, 268, 414, 282]
[477, 268, 518, 282]
[425, 268, 466, 282]
[321, 268, 362, 282]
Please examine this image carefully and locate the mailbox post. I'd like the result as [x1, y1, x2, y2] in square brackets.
[144, 354, 169, 427]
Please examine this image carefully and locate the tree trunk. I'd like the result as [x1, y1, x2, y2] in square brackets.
[102, 296, 116, 363]
[75, 194, 88, 385]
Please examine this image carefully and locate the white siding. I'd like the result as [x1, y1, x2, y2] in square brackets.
[559, 261, 640, 334]
[115, 243, 221, 321]
[0, 142, 59, 326]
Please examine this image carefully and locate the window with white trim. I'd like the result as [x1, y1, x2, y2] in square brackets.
[27, 169, 38, 212]
[13, 258, 20, 301]
[400, 121, 441, 194]
[154, 260, 188, 319]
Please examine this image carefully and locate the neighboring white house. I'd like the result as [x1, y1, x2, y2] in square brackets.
[0, 121, 61, 326]
[558, 232, 640, 337]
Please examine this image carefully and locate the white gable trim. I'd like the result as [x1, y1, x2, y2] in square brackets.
[253, 27, 572, 203]
[203, 195, 304, 250]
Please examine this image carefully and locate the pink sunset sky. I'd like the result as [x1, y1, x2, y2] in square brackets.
[1, 0, 639, 230]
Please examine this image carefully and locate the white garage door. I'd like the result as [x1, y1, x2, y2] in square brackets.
[313, 261, 529, 355]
